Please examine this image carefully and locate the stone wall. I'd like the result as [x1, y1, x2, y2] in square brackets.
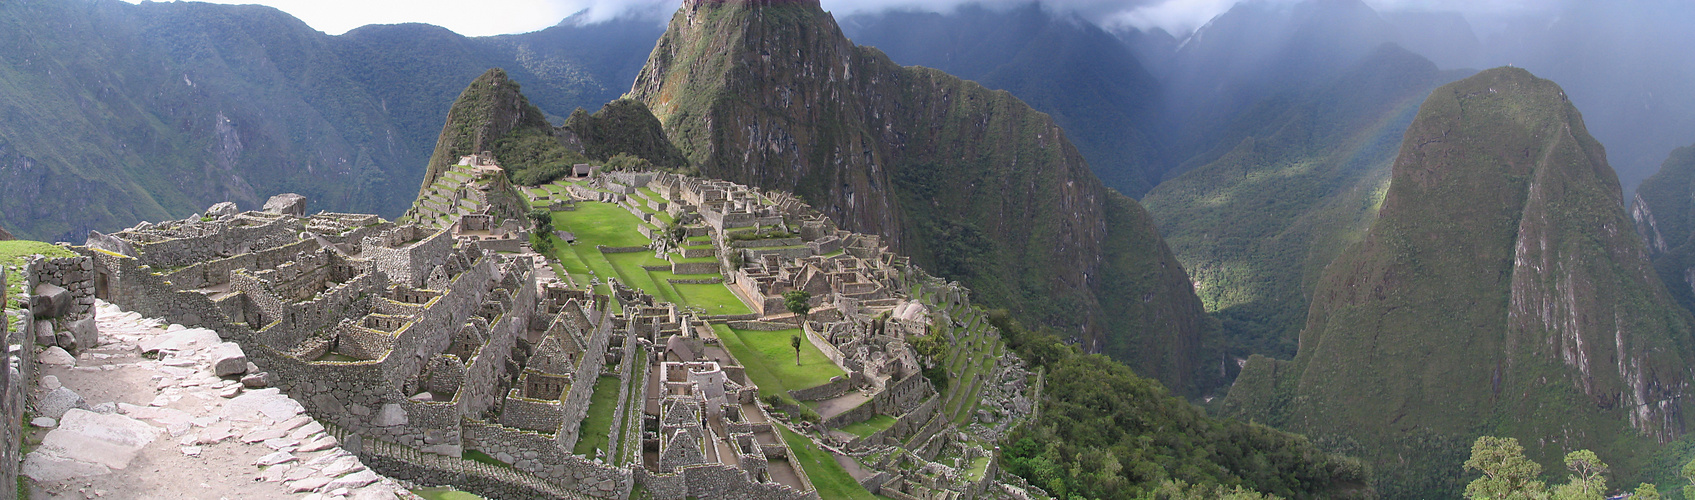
[119, 216, 302, 269]
[28, 256, 97, 322]
[1, 268, 23, 500]
[728, 237, 803, 249]
[500, 391, 564, 433]
[462, 421, 633, 499]
[669, 262, 720, 275]
[801, 323, 849, 372]
[364, 227, 453, 288]
[162, 238, 320, 290]
[553, 311, 615, 451]
[742, 246, 814, 261]
[853, 394, 940, 448]
[334, 426, 589, 500]
[787, 372, 863, 402]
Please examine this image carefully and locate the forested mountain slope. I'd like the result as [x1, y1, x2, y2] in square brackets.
[839, 4, 1164, 197]
[1223, 67, 1695, 497]
[1142, 45, 1468, 359]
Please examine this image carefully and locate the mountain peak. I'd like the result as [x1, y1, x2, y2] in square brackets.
[1224, 65, 1695, 495]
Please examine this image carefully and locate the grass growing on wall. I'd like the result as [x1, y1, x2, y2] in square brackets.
[1, 240, 76, 300]
[779, 426, 875, 500]
[572, 375, 624, 457]
[837, 414, 896, 438]
[412, 487, 485, 500]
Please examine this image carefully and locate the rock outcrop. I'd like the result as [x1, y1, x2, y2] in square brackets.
[1223, 67, 1695, 496]
[1630, 143, 1695, 315]
[630, 0, 1215, 392]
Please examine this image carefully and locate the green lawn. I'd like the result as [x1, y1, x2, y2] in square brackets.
[553, 202, 651, 248]
[780, 426, 875, 499]
[550, 202, 755, 315]
[964, 456, 993, 481]
[572, 376, 624, 457]
[413, 488, 484, 500]
[672, 284, 752, 315]
[837, 414, 896, 438]
[1, 240, 75, 299]
[603, 252, 669, 296]
[712, 324, 842, 398]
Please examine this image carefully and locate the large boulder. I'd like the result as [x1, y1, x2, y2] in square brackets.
[0, 223, 11, 241]
[263, 193, 307, 216]
[30, 283, 72, 318]
[208, 342, 248, 377]
[68, 317, 98, 351]
[204, 201, 240, 218]
[38, 346, 75, 366]
[33, 320, 55, 346]
[35, 386, 87, 419]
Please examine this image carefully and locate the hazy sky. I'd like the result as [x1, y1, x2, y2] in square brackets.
[118, 0, 1555, 37]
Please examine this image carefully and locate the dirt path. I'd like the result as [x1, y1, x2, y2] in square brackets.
[21, 301, 419, 500]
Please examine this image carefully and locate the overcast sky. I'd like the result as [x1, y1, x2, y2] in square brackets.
[118, 0, 1557, 37]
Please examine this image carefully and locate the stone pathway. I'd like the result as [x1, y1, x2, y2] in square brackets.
[21, 300, 421, 500]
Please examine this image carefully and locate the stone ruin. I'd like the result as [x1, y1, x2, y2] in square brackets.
[14, 163, 1042, 499]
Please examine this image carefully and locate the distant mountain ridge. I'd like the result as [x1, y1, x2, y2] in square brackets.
[839, 4, 1164, 197]
[0, 0, 662, 242]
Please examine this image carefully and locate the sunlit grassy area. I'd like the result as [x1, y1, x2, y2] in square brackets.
[553, 202, 651, 248]
[2, 240, 76, 299]
[413, 487, 484, 500]
[780, 426, 875, 499]
[837, 414, 896, 438]
[712, 324, 842, 398]
[572, 375, 624, 457]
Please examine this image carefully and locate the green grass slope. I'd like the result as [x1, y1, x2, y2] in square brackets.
[1222, 67, 1695, 497]
[630, 0, 1218, 394]
[1142, 45, 1468, 359]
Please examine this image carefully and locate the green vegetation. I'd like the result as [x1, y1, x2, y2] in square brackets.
[711, 324, 841, 398]
[412, 487, 485, 500]
[1631, 143, 1695, 317]
[553, 203, 652, 248]
[990, 311, 1366, 499]
[779, 426, 875, 500]
[561, 99, 689, 172]
[572, 375, 623, 457]
[462, 449, 509, 468]
[783, 290, 810, 328]
[1142, 46, 1460, 359]
[1222, 68, 1695, 498]
[1461, 437, 1663, 500]
[837, 414, 896, 438]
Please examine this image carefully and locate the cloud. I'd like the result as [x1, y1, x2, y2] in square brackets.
[119, 0, 1574, 38]
[121, 0, 674, 36]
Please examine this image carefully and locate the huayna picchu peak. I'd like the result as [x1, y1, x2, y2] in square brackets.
[1223, 66, 1695, 497]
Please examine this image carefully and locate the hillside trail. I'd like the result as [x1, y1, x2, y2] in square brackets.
[21, 300, 422, 500]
